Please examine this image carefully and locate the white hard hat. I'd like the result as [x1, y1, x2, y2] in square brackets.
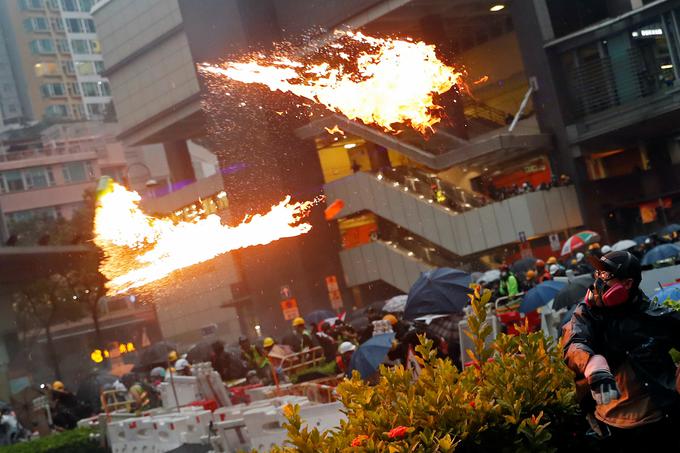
[576, 252, 584, 261]
[175, 358, 190, 371]
[338, 341, 356, 355]
[150, 367, 165, 377]
[549, 264, 560, 275]
[601, 245, 612, 254]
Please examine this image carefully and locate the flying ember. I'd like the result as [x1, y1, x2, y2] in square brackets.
[198, 31, 462, 134]
[93, 181, 318, 295]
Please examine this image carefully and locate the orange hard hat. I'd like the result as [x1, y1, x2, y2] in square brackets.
[383, 314, 398, 326]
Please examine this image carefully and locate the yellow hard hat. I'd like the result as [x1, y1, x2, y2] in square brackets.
[292, 317, 305, 327]
[383, 314, 398, 326]
[263, 337, 275, 348]
[52, 381, 64, 392]
[168, 350, 178, 362]
[546, 257, 558, 265]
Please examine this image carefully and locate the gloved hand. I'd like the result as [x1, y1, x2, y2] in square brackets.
[587, 369, 620, 405]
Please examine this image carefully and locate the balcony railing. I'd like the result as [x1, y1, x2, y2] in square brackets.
[0, 143, 104, 163]
[566, 47, 676, 118]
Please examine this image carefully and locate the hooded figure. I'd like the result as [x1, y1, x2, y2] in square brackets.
[562, 251, 680, 450]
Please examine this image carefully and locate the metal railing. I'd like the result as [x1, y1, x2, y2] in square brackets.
[0, 144, 104, 163]
[566, 47, 676, 118]
[462, 97, 509, 127]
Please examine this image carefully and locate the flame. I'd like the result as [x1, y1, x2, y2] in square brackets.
[94, 183, 316, 295]
[198, 32, 462, 134]
[473, 75, 489, 85]
[324, 125, 345, 135]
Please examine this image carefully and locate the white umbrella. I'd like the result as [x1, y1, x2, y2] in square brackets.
[383, 294, 407, 313]
[611, 239, 637, 252]
[477, 269, 500, 284]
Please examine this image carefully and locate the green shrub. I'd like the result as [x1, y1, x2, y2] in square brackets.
[272, 288, 588, 452]
[0, 428, 105, 453]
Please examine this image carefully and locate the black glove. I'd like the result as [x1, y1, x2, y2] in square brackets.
[587, 370, 620, 405]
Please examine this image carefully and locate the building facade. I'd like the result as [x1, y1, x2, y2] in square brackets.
[0, 0, 111, 123]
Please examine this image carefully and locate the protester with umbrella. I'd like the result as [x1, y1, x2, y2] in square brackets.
[561, 230, 600, 257]
[519, 280, 566, 314]
[611, 240, 636, 252]
[553, 275, 595, 311]
[348, 333, 395, 381]
[404, 268, 472, 320]
[641, 243, 680, 266]
[562, 251, 680, 449]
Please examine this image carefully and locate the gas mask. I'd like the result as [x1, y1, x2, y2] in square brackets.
[586, 278, 629, 308]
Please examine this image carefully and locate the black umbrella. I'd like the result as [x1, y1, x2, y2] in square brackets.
[187, 340, 215, 364]
[511, 257, 538, 275]
[76, 372, 118, 414]
[346, 300, 387, 331]
[133, 341, 177, 372]
[404, 268, 472, 320]
[553, 275, 594, 310]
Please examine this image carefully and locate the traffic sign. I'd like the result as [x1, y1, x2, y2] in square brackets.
[280, 298, 300, 320]
[549, 233, 561, 252]
[280, 285, 292, 300]
[518, 231, 527, 243]
[328, 289, 343, 310]
[325, 275, 339, 292]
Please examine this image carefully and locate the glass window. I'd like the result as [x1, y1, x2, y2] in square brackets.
[60, 0, 77, 11]
[56, 38, 70, 53]
[78, 0, 93, 11]
[29, 39, 55, 54]
[70, 39, 89, 54]
[81, 81, 98, 96]
[34, 61, 59, 76]
[90, 40, 101, 54]
[62, 60, 75, 74]
[41, 83, 65, 97]
[19, 0, 44, 10]
[44, 104, 68, 117]
[72, 103, 84, 117]
[75, 61, 94, 75]
[84, 19, 95, 33]
[68, 82, 80, 96]
[24, 166, 53, 189]
[47, 0, 58, 9]
[3, 170, 25, 192]
[65, 18, 82, 33]
[94, 61, 105, 74]
[23, 17, 48, 32]
[87, 103, 105, 116]
[99, 81, 110, 96]
[51, 18, 64, 32]
[8, 207, 57, 223]
[62, 161, 89, 182]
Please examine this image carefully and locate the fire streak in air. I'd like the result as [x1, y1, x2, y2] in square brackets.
[94, 180, 317, 295]
[198, 32, 462, 134]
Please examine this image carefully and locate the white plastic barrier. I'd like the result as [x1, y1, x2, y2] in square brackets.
[210, 418, 251, 452]
[179, 409, 212, 444]
[153, 416, 187, 452]
[298, 401, 345, 433]
[243, 406, 288, 452]
[159, 376, 201, 408]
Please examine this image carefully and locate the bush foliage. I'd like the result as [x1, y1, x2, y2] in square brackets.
[0, 428, 105, 453]
[273, 288, 588, 452]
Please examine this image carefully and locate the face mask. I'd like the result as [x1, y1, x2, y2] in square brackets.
[586, 278, 629, 308]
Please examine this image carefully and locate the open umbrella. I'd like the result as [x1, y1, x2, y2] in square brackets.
[519, 280, 566, 313]
[383, 295, 407, 313]
[641, 244, 680, 266]
[305, 310, 336, 326]
[652, 283, 680, 303]
[477, 269, 500, 284]
[561, 231, 600, 256]
[659, 224, 680, 236]
[346, 300, 388, 331]
[632, 235, 648, 245]
[611, 239, 637, 252]
[348, 332, 395, 379]
[404, 268, 472, 320]
[187, 340, 216, 364]
[133, 341, 177, 372]
[511, 257, 538, 275]
[553, 275, 594, 310]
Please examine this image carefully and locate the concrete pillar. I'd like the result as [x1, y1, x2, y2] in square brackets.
[532, 0, 555, 41]
[163, 140, 196, 186]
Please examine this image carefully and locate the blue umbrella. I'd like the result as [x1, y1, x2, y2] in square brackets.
[632, 235, 648, 245]
[348, 333, 395, 379]
[404, 268, 472, 320]
[305, 310, 336, 326]
[519, 280, 566, 314]
[653, 283, 680, 303]
[658, 224, 680, 236]
[641, 244, 680, 266]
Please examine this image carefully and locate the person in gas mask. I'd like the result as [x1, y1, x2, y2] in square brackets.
[562, 251, 680, 450]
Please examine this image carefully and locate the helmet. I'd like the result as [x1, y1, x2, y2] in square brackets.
[338, 341, 356, 354]
[292, 317, 305, 327]
[263, 337, 275, 348]
[175, 358, 190, 371]
[526, 270, 537, 279]
[382, 314, 398, 326]
[588, 242, 601, 251]
[601, 245, 612, 254]
[549, 264, 560, 275]
[52, 381, 64, 392]
[535, 259, 545, 269]
[546, 256, 558, 265]
[150, 367, 165, 378]
[168, 350, 178, 362]
[576, 252, 584, 261]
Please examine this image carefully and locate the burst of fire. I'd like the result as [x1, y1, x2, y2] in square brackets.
[198, 32, 462, 134]
[94, 182, 317, 295]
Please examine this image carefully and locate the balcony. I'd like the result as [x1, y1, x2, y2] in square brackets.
[325, 171, 582, 256]
[340, 239, 433, 293]
[0, 145, 101, 171]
